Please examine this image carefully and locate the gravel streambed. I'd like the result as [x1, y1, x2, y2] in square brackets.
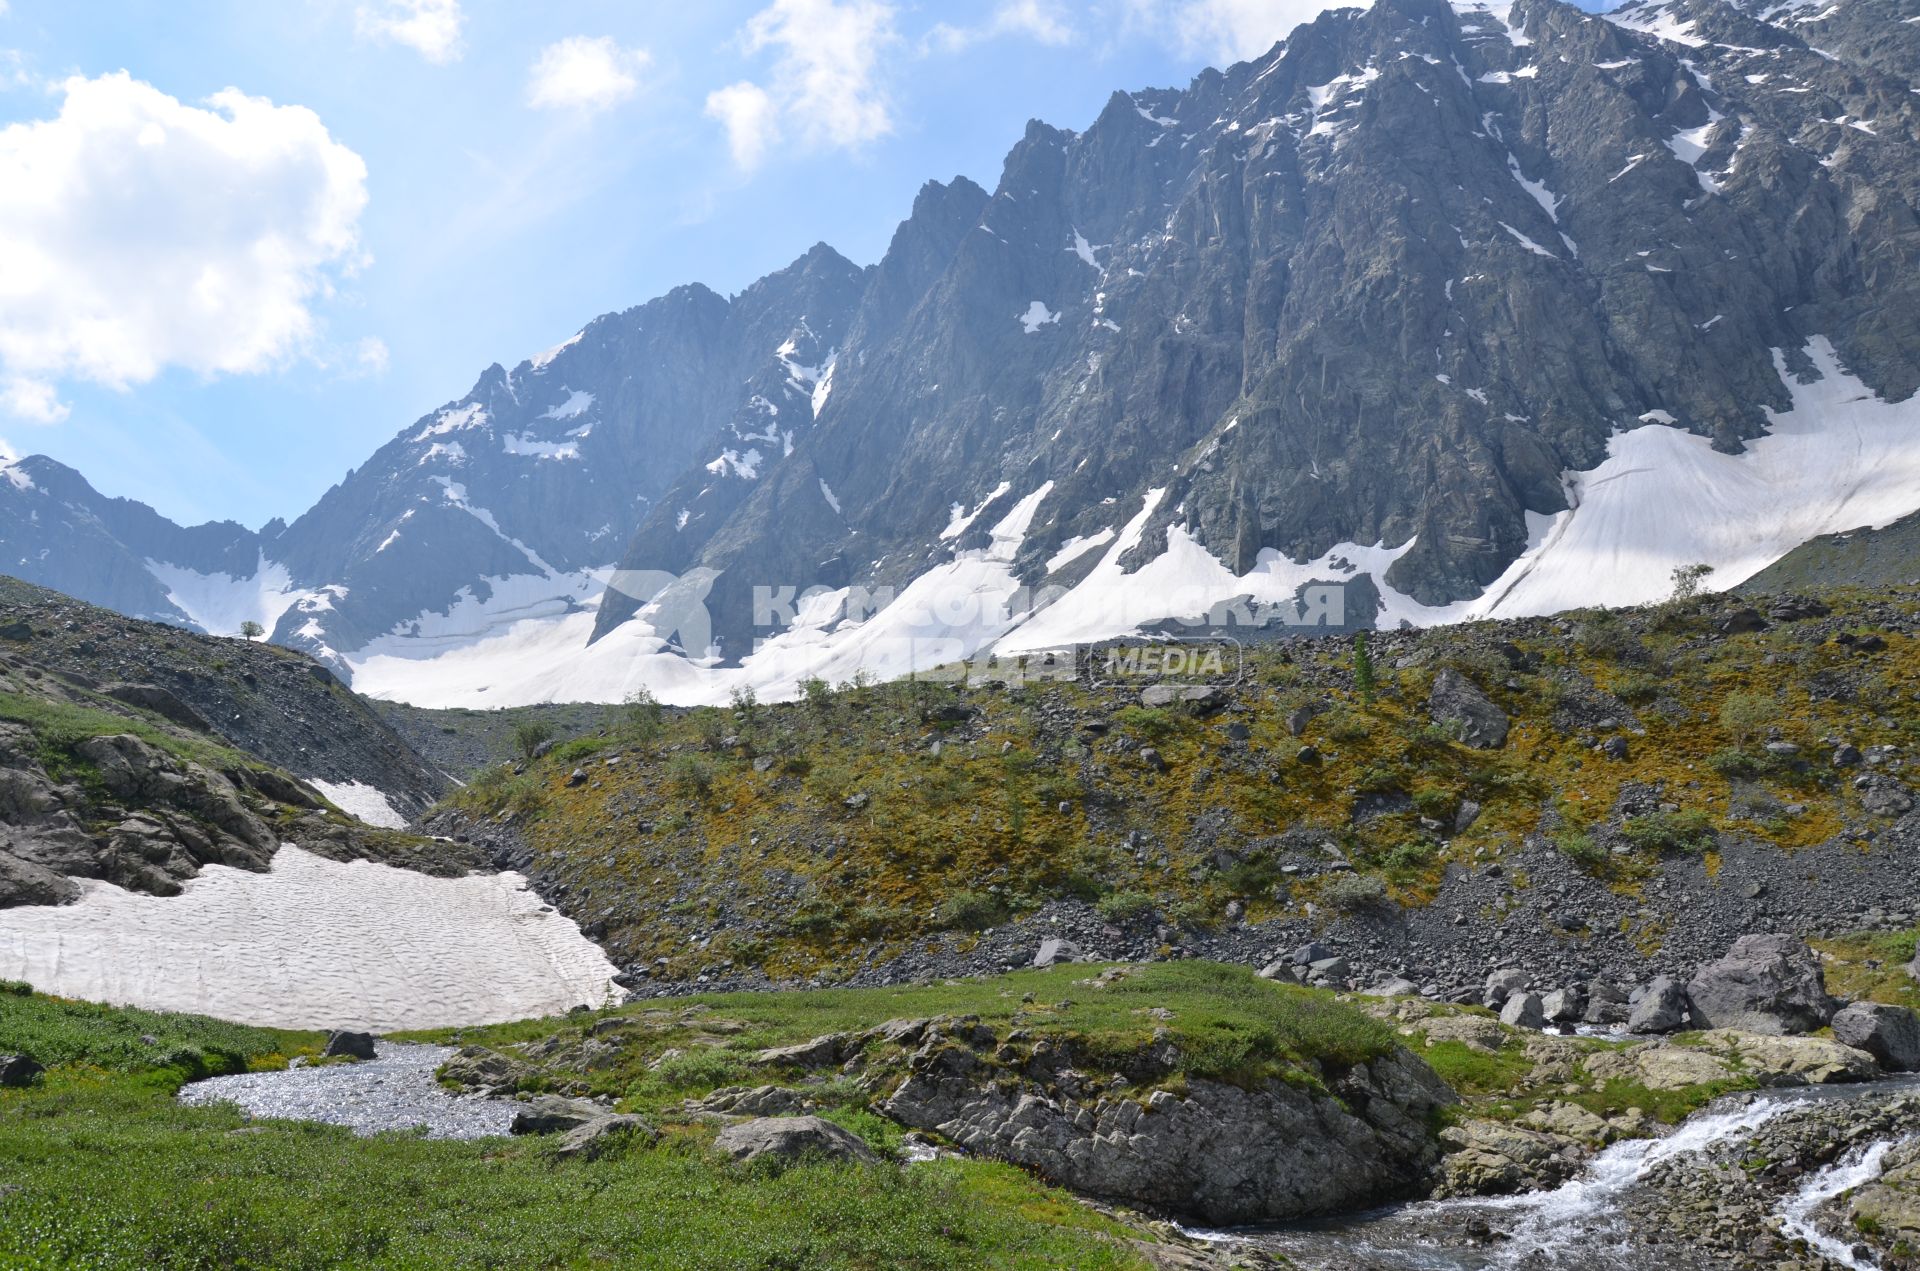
[179, 1042, 514, 1140]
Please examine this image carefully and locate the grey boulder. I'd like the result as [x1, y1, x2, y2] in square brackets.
[1830, 1002, 1920, 1073]
[712, 1115, 880, 1169]
[0, 1054, 44, 1087]
[1483, 969, 1527, 1009]
[510, 1095, 608, 1136]
[555, 1114, 657, 1161]
[1499, 993, 1546, 1030]
[1627, 977, 1688, 1035]
[1033, 938, 1082, 969]
[1428, 670, 1509, 750]
[1685, 935, 1833, 1035]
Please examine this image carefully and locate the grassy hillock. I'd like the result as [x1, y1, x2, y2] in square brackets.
[433, 586, 1920, 984]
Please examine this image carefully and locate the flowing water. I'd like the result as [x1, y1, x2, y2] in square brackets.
[1201, 1081, 1917, 1270]
[1776, 1139, 1904, 1271]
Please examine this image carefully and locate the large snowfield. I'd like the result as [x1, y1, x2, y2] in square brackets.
[0, 847, 620, 1031]
[332, 338, 1920, 708]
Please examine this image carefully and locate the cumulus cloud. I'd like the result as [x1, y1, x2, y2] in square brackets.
[928, 0, 1076, 53]
[0, 73, 369, 421]
[707, 0, 900, 172]
[354, 0, 464, 64]
[527, 35, 651, 113]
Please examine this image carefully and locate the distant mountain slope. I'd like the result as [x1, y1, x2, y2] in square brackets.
[6, 0, 1919, 708]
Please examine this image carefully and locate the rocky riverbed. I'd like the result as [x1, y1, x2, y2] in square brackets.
[1224, 1080, 1920, 1271]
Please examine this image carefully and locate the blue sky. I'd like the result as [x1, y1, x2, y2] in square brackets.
[0, 0, 1601, 530]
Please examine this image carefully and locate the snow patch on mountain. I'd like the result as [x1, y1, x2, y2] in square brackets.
[1020, 301, 1061, 333]
[529, 332, 583, 370]
[540, 390, 594, 420]
[1431, 337, 1920, 617]
[145, 554, 323, 638]
[412, 404, 489, 442]
[502, 434, 582, 461]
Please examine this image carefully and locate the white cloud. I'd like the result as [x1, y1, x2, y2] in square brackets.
[2, 377, 66, 424]
[354, 336, 390, 376]
[706, 81, 778, 170]
[1136, 0, 1344, 64]
[708, 0, 900, 172]
[0, 73, 368, 422]
[928, 0, 1076, 53]
[354, 0, 464, 64]
[527, 36, 651, 113]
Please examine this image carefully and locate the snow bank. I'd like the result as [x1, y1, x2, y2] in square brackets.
[1433, 338, 1920, 618]
[0, 847, 619, 1031]
[308, 779, 409, 830]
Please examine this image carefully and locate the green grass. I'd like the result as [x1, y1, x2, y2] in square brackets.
[1418, 1040, 1536, 1098]
[0, 991, 1151, 1271]
[0, 689, 254, 777]
[1561, 1075, 1752, 1126]
[1815, 926, 1920, 1011]
[0, 990, 316, 1078]
[0, 1074, 1145, 1271]
[411, 961, 1399, 1096]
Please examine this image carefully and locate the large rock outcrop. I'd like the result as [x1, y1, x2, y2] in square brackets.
[878, 1019, 1455, 1225]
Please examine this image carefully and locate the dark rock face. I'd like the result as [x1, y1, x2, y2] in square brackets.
[879, 1026, 1454, 1225]
[276, 244, 869, 665]
[323, 1031, 377, 1061]
[710, 1115, 880, 1170]
[1830, 1002, 1920, 1073]
[1685, 934, 1834, 1035]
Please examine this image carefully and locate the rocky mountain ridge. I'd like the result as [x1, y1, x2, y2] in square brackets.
[4, 0, 1919, 705]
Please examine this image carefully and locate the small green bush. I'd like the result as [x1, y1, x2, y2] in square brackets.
[1094, 891, 1156, 925]
[936, 891, 1008, 931]
[667, 753, 715, 798]
[1719, 693, 1774, 745]
[1556, 831, 1606, 869]
[510, 720, 555, 761]
[1113, 706, 1179, 739]
[1320, 873, 1391, 913]
[1619, 810, 1716, 855]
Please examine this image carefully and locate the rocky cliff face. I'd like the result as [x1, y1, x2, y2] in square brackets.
[587, 0, 1920, 667]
